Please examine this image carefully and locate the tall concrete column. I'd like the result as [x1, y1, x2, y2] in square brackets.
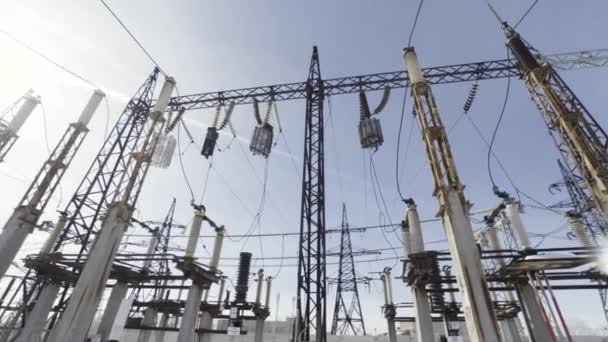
[381, 269, 397, 342]
[484, 219, 524, 342]
[404, 199, 435, 342]
[153, 313, 169, 342]
[503, 203, 555, 341]
[516, 280, 553, 341]
[136, 307, 157, 342]
[46, 203, 133, 342]
[197, 311, 213, 342]
[404, 48, 501, 342]
[97, 281, 129, 342]
[0, 207, 41, 278]
[254, 270, 265, 342]
[14, 281, 61, 342]
[177, 207, 206, 342]
[0, 90, 103, 279]
[177, 283, 203, 342]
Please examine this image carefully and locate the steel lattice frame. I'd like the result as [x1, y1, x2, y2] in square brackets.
[1, 48, 604, 338]
[24, 69, 161, 332]
[556, 159, 608, 325]
[295, 46, 327, 342]
[53, 69, 160, 254]
[330, 204, 366, 336]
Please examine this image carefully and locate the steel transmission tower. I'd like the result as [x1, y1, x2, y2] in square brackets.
[295, 46, 327, 342]
[46, 69, 174, 342]
[501, 21, 608, 217]
[330, 204, 366, 336]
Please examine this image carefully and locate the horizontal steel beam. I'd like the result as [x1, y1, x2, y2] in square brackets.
[167, 49, 608, 112]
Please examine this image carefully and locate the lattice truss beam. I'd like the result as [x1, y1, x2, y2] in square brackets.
[167, 50, 607, 111]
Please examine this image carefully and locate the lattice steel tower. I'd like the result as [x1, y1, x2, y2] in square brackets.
[295, 46, 327, 342]
[499, 18, 608, 217]
[330, 204, 366, 336]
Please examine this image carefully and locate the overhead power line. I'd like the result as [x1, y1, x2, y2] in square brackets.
[99, 0, 166, 75]
[0, 28, 98, 88]
[514, 0, 540, 29]
[407, 0, 425, 46]
[124, 220, 446, 239]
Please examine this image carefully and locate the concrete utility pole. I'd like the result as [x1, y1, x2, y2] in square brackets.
[482, 217, 524, 342]
[197, 276, 225, 342]
[13, 214, 68, 342]
[253, 271, 271, 342]
[97, 281, 129, 342]
[502, 202, 554, 341]
[403, 47, 501, 342]
[46, 76, 175, 342]
[402, 199, 435, 342]
[0, 90, 40, 162]
[177, 210, 224, 342]
[380, 268, 397, 342]
[177, 205, 207, 342]
[0, 90, 104, 280]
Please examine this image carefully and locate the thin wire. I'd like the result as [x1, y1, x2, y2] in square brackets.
[370, 152, 404, 244]
[176, 120, 195, 203]
[0, 170, 28, 183]
[103, 97, 111, 140]
[40, 103, 64, 209]
[465, 113, 520, 196]
[370, 153, 392, 223]
[272, 235, 286, 278]
[514, 0, 540, 29]
[210, 163, 256, 217]
[280, 133, 301, 183]
[0, 28, 98, 88]
[98, 0, 166, 75]
[407, 0, 425, 46]
[327, 96, 345, 203]
[199, 155, 213, 204]
[378, 213, 399, 269]
[395, 87, 410, 201]
[39, 103, 52, 154]
[487, 48, 512, 195]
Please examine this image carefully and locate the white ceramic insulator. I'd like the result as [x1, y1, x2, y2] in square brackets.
[151, 77, 176, 116]
[505, 203, 530, 249]
[406, 202, 425, 253]
[40, 214, 68, 254]
[569, 216, 591, 248]
[385, 272, 394, 304]
[77, 90, 105, 126]
[209, 226, 225, 270]
[255, 270, 264, 304]
[381, 275, 390, 305]
[185, 208, 204, 258]
[218, 277, 226, 305]
[8, 93, 39, 133]
[403, 48, 425, 84]
[265, 277, 272, 307]
[401, 224, 411, 259]
[142, 235, 159, 270]
[485, 223, 505, 267]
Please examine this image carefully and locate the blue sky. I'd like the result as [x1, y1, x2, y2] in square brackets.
[0, 0, 607, 335]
